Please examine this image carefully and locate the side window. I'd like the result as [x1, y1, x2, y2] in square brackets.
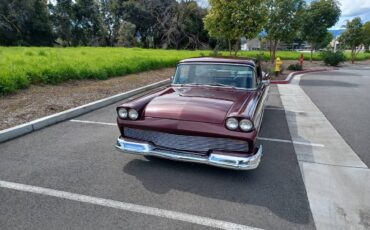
[176, 65, 190, 83]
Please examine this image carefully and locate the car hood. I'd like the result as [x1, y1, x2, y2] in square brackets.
[144, 86, 253, 124]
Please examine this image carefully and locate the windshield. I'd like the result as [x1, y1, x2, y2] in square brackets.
[173, 64, 256, 89]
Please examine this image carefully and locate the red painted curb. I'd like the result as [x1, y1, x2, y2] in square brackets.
[270, 68, 334, 84]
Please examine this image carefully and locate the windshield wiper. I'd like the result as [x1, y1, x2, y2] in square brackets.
[177, 83, 202, 86]
[176, 83, 237, 89]
[206, 83, 236, 88]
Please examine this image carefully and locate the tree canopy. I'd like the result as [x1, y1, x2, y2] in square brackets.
[204, 0, 267, 55]
[340, 17, 364, 63]
[301, 0, 341, 61]
[363, 21, 370, 52]
[3, 0, 367, 58]
[0, 0, 210, 48]
[264, 0, 305, 61]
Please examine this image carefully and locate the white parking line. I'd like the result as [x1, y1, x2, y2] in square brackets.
[257, 137, 325, 147]
[70, 119, 116, 126]
[0, 180, 262, 230]
[70, 119, 325, 147]
[265, 107, 321, 114]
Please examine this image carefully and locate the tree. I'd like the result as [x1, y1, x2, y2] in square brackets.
[29, 0, 54, 46]
[180, 1, 209, 49]
[204, 0, 267, 55]
[339, 17, 364, 64]
[160, 1, 209, 49]
[319, 31, 333, 49]
[120, 0, 153, 47]
[117, 20, 136, 46]
[301, 0, 341, 61]
[52, 0, 74, 46]
[72, 0, 106, 46]
[140, 0, 177, 48]
[265, 0, 305, 62]
[0, 0, 53, 46]
[99, 0, 115, 46]
[0, 0, 31, 45]
[363, 21, 370, 52]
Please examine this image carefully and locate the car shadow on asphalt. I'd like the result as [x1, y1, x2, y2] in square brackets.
[122, 139, 313, 225]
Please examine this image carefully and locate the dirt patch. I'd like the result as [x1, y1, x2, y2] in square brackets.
[0, 68, 175, 131]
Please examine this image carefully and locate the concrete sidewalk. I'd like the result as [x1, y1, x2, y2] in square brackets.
[278, 75, 370, 230]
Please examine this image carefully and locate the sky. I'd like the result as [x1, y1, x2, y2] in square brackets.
[335, 0, 370, 29]
[196, 0, 370, 29]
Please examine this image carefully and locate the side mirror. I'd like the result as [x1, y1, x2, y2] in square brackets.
[263, 72, 270, 80]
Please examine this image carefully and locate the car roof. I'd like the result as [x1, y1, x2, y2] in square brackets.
[179, 57, 256, 66]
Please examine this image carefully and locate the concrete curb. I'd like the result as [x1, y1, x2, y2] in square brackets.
[270, 68, 334, 84]
[0, 79, 171, 143]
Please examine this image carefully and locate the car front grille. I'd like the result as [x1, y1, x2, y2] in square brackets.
[123, 128, 249, 153]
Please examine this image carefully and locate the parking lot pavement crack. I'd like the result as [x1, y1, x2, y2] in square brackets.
[278, 74, 370, 230]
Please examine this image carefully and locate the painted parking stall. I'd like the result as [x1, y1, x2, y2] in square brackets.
[0, 84, 315, 230]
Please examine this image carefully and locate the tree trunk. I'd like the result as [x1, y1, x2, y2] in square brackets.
[228, 39, 232, 56]
[352, 48, 355, 64]
[269, 39, 273, 63]
[272, 40, 278, 63]
[310, 44, 313, 63]
[234, 40, 239, 56]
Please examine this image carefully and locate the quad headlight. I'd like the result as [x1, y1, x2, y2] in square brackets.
[117, 108, 128, 119]
[128, 109, 139, 120]
[226, 117, 254, 132]
[239, 119, 253, 132]
[117, 108, 139, 120]
[226, 118, 238, 130]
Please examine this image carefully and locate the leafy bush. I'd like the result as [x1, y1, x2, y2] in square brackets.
[320, 50, 346, 66]
[209, 49, 221, 57]
[287, 63, 303, 71]
[255, 52, 269, 62]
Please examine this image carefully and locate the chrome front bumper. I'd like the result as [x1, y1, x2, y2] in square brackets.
[115, 137, 262, 170]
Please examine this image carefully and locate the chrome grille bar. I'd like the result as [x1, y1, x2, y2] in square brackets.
[124, 128, 248, 152]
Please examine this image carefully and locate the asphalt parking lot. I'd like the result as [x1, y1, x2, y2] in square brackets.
[300, 66, 370, 168]
[0, 85, 316, 230]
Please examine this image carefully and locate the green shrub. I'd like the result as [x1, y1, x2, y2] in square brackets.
[38, 50, 47, 56]
[320, 50, 346, 66]
[25, 51, 34, 56]
[287, 63, 303, 71]
[256, 52, 269, 62]
[209, 49, 221, 57]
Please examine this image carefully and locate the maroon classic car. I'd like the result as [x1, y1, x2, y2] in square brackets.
[115, 57, 269, 170]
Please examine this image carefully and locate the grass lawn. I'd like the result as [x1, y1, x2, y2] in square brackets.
[0, 47, 205, 94]
[1, 46, 369, 94]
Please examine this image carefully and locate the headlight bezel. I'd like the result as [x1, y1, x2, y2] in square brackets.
[225, 117, 254, 132]
[117, 107, 139, 120]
